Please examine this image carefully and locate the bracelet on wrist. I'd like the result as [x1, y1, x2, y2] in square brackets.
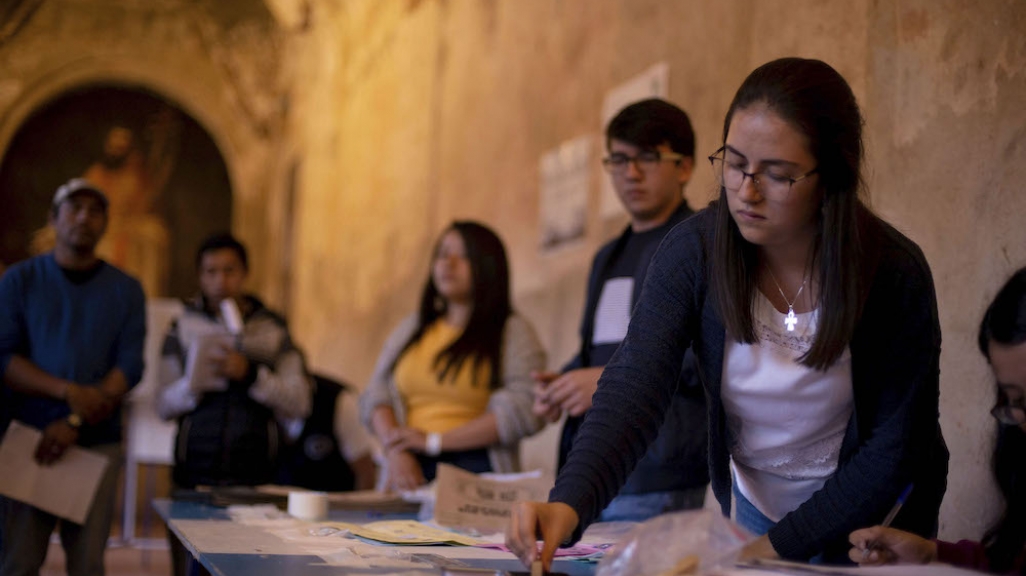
[425, 432, 442, 457]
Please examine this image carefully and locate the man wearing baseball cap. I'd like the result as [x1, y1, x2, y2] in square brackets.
[0, 177, 145, 576]
[51, 177, 110, 208]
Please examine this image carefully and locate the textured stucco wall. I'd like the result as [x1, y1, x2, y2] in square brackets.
[286, 0, 1026, 540]
[864, 0, 1026, 539]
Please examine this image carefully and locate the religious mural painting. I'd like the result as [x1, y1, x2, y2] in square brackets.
[0, 85, 233, 298]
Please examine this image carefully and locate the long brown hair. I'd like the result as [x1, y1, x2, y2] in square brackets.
[391, 221, 512, 389]
[711, 57, 869, 370]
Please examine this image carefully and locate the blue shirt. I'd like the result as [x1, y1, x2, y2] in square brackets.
[0, 253, 145, 446]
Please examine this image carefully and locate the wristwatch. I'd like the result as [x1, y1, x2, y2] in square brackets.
[66, 413, 83, 429]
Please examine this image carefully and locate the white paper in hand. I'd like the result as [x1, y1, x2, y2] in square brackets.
[220, 298, 244, 336]
[0, 422, 110, 524]
[185, 333, 233, 393]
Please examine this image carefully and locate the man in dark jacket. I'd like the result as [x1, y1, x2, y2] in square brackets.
[156, 233, 313, 576]
[533, 99, 708, 520]
[156, 233, 312, 489]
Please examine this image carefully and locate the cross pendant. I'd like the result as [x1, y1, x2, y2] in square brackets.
[784, 308, 798, 331]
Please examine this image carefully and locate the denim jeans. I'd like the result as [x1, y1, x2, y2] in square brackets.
[597, 485, 707, 522]
[733, 484, 827, 564]
[733, 484, 776, 536]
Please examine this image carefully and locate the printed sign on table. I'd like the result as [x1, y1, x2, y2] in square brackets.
[433, 464, 551, 534]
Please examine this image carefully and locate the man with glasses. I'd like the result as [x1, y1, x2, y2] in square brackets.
[532, 98, 709, 521]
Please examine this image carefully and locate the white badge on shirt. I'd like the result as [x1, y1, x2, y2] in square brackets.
[592, 277, 634, 345]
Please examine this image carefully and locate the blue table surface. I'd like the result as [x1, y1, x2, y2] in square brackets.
[152, 499, 596, 576]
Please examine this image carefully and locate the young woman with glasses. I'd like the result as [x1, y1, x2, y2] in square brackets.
[359, 221, 546, 490]
[506, 57, 949, 569]
[850, 267, 1026, 573]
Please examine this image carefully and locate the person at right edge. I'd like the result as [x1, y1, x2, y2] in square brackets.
[850, 267, 1026, 573]
[532, 98, 708, 521]
[506, 57, 949, 569]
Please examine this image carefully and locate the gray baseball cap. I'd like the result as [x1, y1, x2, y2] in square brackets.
[52, 178, 108, 210]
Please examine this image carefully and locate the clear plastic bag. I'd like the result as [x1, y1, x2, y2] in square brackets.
[596, 509, 753, 576]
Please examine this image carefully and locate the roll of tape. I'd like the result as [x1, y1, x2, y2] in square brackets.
[287, 491, 328, 521]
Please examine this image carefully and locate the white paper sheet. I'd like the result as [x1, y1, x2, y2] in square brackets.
[174, 519, 311, 555]
[0, 421, 110, 524]
[185, 332, 234, 393]
[538, 135, 591, 252]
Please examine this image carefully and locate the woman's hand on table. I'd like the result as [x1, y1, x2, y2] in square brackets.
[505, 501, 578, 573]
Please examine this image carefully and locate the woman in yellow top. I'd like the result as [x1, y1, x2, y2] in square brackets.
[359, 221, 547, 490]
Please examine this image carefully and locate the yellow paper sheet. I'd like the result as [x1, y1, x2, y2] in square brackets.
[345, 520, 481, 546]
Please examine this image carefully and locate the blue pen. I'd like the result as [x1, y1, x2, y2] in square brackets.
[880, 483, 914, 527]
[863, 483, 914, 559]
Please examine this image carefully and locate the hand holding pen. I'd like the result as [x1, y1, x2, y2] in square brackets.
[848, 484, 936, 565]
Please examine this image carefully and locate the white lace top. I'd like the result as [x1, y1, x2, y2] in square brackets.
[722, 292, 853, 522]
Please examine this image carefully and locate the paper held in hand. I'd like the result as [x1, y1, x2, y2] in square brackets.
[185, 332, 234, 393]
[0, 421, 110, 524]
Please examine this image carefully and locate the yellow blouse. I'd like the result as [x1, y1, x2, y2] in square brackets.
[394, 320, 493, 433]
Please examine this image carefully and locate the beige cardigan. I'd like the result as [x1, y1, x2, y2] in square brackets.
[359, 313, 547, 473]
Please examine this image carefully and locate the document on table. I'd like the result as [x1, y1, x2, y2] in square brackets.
[0, 421, 110, 524]
[336, 520, 481, 546]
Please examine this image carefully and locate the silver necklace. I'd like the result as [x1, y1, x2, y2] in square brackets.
[766, 268, 807, 332]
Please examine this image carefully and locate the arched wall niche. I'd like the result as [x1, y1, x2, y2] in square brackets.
[0, 56, 292, 305]
[0, 57, 242, 201]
